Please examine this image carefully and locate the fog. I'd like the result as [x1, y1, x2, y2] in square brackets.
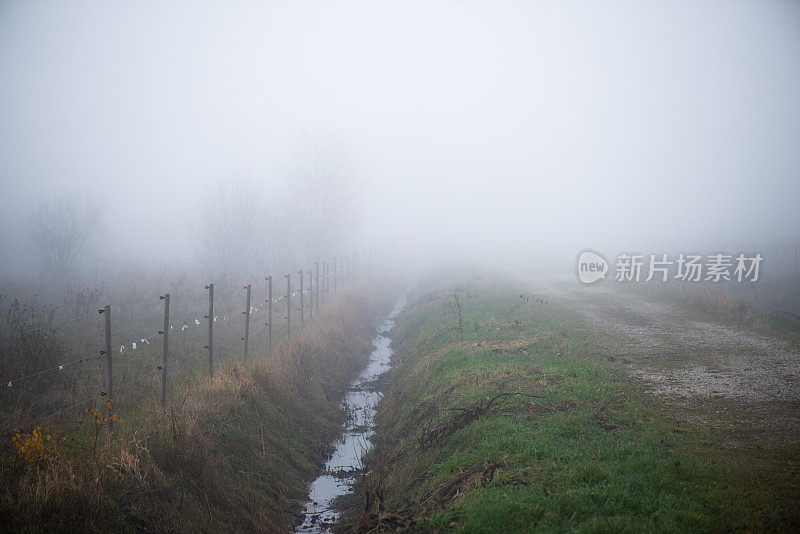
[1, 0, 799, 280]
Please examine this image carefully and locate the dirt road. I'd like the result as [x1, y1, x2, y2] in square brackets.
[524, 275, 800, 447]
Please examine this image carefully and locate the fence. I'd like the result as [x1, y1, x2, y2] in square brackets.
[0, 249, 376, 436]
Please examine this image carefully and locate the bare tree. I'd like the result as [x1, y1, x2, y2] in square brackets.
[284, 134, 359, 263]
[196, 179, 282, 278]
[194, 137, 358, 280]
[27, 193, 101, 276]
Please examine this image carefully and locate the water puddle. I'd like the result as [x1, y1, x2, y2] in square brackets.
[296, 295, 407, 533]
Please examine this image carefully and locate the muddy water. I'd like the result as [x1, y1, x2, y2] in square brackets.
[296, 296, 406, 533]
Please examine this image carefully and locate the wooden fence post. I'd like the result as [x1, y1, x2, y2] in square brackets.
[285, 274, 291, 339]
[298, 270, 304, 328]
[243, 284, 251, 359]
[101, 305, 113, 431]
[315, 262, 320, 314]
[160, 293, 169, 407]
[266, 276, 272, 354]
[322, 261, 328, 306]
[307, 270, 313, 320]
[206, 283, 214, 375]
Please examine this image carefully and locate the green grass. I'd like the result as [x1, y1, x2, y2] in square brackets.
[348, 274, 799, 533]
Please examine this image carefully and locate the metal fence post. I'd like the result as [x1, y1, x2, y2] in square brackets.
[243, 284, 251, 359]
[206, 283, 214, 375]
[160, 293, 169, 407]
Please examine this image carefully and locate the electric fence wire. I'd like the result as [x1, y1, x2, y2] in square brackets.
[0, 310, 96, 341]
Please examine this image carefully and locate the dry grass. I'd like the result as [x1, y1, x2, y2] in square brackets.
[0, 283, 390, 532]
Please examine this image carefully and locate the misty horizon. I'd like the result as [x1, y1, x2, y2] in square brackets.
[2, 0, 799, 280]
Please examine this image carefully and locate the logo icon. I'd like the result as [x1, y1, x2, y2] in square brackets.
[577, 250, 608, 284]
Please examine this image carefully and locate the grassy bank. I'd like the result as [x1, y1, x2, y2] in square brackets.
[0, 284, 389, 532]
[347, 274, 799, 532]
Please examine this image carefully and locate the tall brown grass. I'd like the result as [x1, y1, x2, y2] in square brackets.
[0, 283, 390, 533]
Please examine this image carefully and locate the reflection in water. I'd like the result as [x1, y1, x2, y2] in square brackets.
[296, 296, 406, 533]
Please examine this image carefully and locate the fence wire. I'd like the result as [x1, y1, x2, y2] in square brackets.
[1, 251, 371, 436]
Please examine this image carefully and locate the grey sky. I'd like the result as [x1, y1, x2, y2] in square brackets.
[1, 0, 799, 274]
